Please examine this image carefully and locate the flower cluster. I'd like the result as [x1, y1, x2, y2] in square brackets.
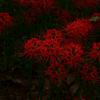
[0, 13, 12, 32]
[19, 0, 34, 6]
[90, 42, 100, 63]
[45, 64, 67, 83]
[64, 18, 92, 43]
[56, 9, 72, 22]
[81, 64, 99, 84]
[43, 29, 63, 42]
[61, 42, 84, 72]
[23, 9, 36, 24]
[22, 26, 99, 85]
[1, 0, 100, 99]
[23, 38, 42, 61]
[74, 0, 100, 8]
[20, 0, 56, 23]
[23, 29, 63, 63]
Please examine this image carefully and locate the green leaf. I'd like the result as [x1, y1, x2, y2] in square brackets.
[90, 16, 100, 22]
[91, 84, 100, 91]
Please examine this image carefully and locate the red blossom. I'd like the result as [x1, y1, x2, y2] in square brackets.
[81, 65, 99, 84]
[65, 18, 92, 42]
[85, 0, 99, 8]
[22, 31, 63, 63]
[56, 9, 72, 22]
[91, 12, 100, 18]
[74, 0, 85, 8]
[40, 38, 62, 63]
[61, 42, 84, 72]
[74, 0, 99, 8]
[23, 38, 42, 61]
[19, 0, 34, 6]
[32, 0, 56, 14]
[42, 0, 56, 13]
[0, 12, 12, 32]
[45, 64, 67, 83]
[23, 9, 36, 24]
[43, 29, 63, 43]
[90, 42, 100, 63]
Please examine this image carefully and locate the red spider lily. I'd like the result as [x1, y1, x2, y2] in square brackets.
[81, 64, 99, 84]
[91, 12, 100, 18]
[32, 0, 56, 14]
[90, 42, 100, 63]
[67, 43, 84, 72]
[40, 38, 62, 64]
[43, 29, 63, 43]
[45, 64, 67, 83]
[42, 0, 56, 13]
[74, 0, 85, 8]
[56, 9, 72, 22]
[61, 49, 70, 62]
[19, 0, 34, 6]
[22, 38, 42, 61]
[61, 42, 84, 72]
[74, 0, 99, 8]
[85, 0, 99, 8]
[63, 37, 83, 45]
[22, 0, 56, 23]
[23, 9, 36, 24]
[22, 33, 63, 63]
[0, 12, 12, 32]
[65, 18, 92, 42]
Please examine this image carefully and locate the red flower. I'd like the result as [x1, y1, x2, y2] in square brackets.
[32, 0, 56, 14]
[42, 0, 56, 13]
[91, 12, 100, 18]
[81, 65, 99, 84]
[40, 38, 62, 63]
[45, 64, 67, 83]
[90, 42, 100, 63]
[22, 30, 63, 63]
[74, 0, 85, 8]
[56, 9, 72, 22]
[74, 0, 99, 8]
[43, 29, 63, 43]
[0, 12, 12, 32]
[19, 0, 34, 6]
[65, 18, 92, 43]
[23, 38, 42, 61]
[23, 9, 36, 24]
[85, 0, 99, 8]
[61, 42, 84, 72]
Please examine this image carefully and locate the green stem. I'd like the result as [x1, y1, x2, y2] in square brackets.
[4, 32, 8, 70]
[56, 86, 61, 100]
[48, 82, 56, 100]
[40, 78, 45, 100]
[37, 77, 41, 100]
[29, 62, 33, 100]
